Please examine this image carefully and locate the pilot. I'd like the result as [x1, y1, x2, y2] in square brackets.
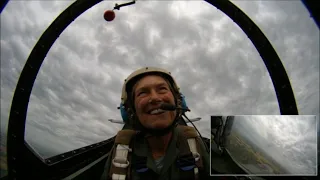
[100, 67, 210, 180]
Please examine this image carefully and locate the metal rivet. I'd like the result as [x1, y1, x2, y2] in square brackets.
[12, 134, 17, 138]
[20, 88, 24, 92]
[14, 111, 19, 115]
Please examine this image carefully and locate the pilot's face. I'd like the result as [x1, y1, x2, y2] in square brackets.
[133, 75, 176, 130]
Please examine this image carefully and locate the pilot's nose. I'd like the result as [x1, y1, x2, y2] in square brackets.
[149, 90, 161, 103]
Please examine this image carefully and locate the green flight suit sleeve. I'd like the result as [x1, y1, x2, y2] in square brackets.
[100, 146, 114, 180]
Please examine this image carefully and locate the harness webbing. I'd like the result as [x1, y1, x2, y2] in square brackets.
[109, 126, 203, 180]
[177, 130, 198, 180]
[177, 125, 203, 180]
[109, 130, 137, 180]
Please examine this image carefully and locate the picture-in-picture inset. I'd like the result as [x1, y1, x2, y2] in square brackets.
[210, 115, 318, 176]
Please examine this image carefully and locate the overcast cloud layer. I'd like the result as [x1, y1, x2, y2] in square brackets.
[1, 0, 319, 158]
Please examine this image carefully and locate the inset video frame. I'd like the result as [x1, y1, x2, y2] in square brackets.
[210, 115, 318, 176]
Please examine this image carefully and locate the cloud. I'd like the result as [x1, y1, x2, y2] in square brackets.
[1, 0, 318, 159]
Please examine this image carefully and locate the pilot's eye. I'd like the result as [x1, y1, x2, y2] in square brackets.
[137, 91, 146, 96]
[159, 87, 168, 92]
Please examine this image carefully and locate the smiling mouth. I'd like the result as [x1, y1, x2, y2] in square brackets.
[148, 109, 166, 115]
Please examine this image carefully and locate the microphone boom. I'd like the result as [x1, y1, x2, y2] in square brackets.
[160, 103, 190, 112]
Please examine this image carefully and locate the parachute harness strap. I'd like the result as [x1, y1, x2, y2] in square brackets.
[177, 125, 204, 180]
[112, 145, 131, 168]
[187, 138, 200, 176]
[112, 174, 126, 180]
[110, 130, 137, 180]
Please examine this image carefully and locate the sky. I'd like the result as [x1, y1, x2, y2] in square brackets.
[1, 0, 319, 159]
[228, 115, 317, 175]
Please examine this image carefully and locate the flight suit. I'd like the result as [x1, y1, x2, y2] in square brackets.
[100, 126, 210, 180]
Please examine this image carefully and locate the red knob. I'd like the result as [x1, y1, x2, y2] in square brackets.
[104, 10, 115, 21]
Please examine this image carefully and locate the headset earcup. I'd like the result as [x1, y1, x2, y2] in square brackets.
[181, 94, 188, 110]
[120, 103, 129, 123]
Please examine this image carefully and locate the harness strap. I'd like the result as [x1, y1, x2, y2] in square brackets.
[109, 126, 204, 180]
[177, 131, 197, 180]
[112, 145, 131, 168]
[194, 137, 204, 170]
[109, 130, 137, 180]
[177, 125, 204, 180]
[187, 138, 200, 176]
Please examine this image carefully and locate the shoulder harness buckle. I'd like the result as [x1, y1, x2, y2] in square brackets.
[110, 129, 137, 180]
